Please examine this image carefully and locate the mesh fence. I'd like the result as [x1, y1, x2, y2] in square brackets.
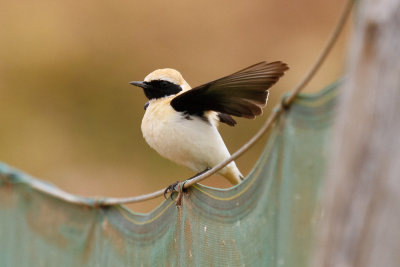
[0, 83, 338, 267]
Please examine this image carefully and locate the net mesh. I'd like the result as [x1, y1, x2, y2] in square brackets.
[0, 82, 338, 267]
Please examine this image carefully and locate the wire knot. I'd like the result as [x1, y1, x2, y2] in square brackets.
[175, 180, 187, 206]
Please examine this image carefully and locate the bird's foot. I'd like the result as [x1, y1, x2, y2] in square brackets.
[163, 168, 211, 205]
[163, 180, 186, 206]
[163, 181, 179, 200]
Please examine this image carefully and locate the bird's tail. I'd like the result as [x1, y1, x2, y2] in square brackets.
[220, 162, 244, 185]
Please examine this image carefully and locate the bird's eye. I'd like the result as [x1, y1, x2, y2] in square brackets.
[161, 81, 168, 87]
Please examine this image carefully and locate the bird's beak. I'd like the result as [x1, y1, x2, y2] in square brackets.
[129, 81, 148, 89]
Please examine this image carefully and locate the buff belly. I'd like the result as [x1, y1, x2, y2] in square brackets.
[141, 99, 243, 184]
[142, 111, 226, 170]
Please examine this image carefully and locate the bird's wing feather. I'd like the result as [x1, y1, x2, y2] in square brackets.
[218, 113, 237, 126]
[170, 61, 288, 125]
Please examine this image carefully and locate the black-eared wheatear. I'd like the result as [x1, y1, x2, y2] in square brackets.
[130, 61, 288, 197]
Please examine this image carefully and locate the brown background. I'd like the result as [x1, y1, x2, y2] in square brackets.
[0, 0, 349, 212]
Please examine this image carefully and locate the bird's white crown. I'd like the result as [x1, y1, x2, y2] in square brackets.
[144, 69, 184, 85]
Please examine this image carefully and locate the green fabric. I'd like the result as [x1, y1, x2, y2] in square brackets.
[0, 83, 338, 267]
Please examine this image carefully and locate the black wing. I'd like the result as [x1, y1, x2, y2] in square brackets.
[218, 113, 237, 126]
[170, 61, 288, 126]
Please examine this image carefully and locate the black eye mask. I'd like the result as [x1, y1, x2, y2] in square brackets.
[143, 80, 182, 100]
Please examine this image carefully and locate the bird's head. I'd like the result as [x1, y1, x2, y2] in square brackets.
[130, 68, 190, 100]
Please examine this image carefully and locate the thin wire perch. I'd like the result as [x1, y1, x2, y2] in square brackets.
[91, 0, 355, 206]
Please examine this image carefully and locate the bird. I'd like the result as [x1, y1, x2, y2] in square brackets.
[130, 61, 288, 198]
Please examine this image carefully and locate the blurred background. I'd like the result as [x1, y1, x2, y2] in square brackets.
[0, 0, 349, 212]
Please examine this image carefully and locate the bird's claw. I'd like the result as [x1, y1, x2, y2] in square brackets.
[163, 181, 179, 200]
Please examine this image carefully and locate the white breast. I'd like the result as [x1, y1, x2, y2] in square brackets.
[141, 98, 231, 173]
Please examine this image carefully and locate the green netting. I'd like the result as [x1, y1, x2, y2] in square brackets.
[0, 83, 338, 267]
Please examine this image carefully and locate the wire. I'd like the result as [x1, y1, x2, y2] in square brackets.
[99, 0, 354, 206]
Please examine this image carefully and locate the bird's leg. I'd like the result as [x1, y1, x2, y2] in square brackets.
[187, 167, 211, 181]
[163, 181, 179, 199]
[163, 168, 211, 200]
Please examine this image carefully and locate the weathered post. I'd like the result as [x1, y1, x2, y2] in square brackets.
[313, 1, 400, 266]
